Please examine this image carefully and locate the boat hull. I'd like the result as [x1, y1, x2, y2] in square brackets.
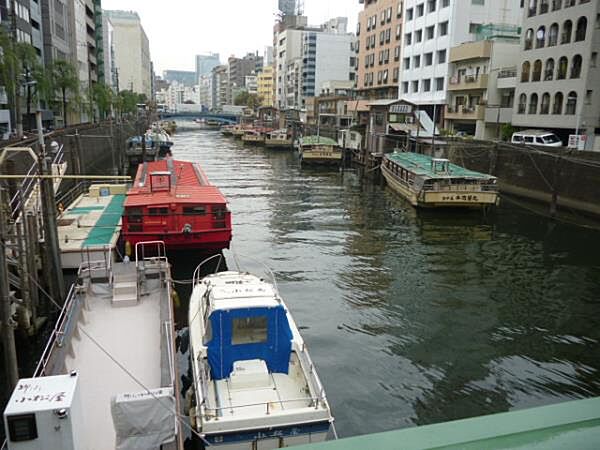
[300, 146, 342, 165]
[265, 139, 292, 149]
[122, 229, 231, 251]
[381, 164, 498, 208]
[242, 138, 265, 145]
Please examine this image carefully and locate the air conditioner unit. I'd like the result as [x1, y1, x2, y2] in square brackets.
[4, 374, 83, 450]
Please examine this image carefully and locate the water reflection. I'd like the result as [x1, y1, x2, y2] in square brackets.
[171, 127, 600, 438]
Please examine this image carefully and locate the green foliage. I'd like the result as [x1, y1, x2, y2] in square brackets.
[117, 90, 139, 115]
[92, 83, 114, 119]
[501, 123, 515, 142]
[234, 91, 262, 109]
[47, 59, 79, 127]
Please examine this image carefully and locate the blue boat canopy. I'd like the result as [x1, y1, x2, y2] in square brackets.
[206, 305, 293, 379]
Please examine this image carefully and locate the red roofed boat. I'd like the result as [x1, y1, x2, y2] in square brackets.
[122, 158, 232, 251]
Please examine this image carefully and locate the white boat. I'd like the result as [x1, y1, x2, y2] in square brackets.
[2, 241, 182, 450]
[188, 264, 334, 449]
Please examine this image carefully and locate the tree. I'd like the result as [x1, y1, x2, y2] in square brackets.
[234, 91, 262, 110]
[48, 59, 79, 128]
[92, 83, 114, 120]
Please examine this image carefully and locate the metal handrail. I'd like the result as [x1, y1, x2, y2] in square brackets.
[297, 343, 329, 408]
[164, 320, 176, 385]
[135, 240, 167, 267]
[192, 253, 224, 287]
[203, 396, 323, 416]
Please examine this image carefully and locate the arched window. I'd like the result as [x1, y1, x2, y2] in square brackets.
[553, 92, 564, 114]
[575, 17, 587, 41]
[545, 58, 555, 80]
[528, 0, 538, 16]
[529, 93, 539, 114]
[540, 93, 551, 114]
[566, 91, 577, 114]
[532, 60, 542, 81]
[562, 20, 572, 44]
[548, 23, 559, 46]
[540, 0, 550, 13]
[536, 26, 546, 48]
[518, 93, 527, 114]
[571, 54, 582, 78]
[521, 61, 531, 82]
[557, 56, 568, 79]
[552, 0, 562, 11]
[524, 28, 534, 50]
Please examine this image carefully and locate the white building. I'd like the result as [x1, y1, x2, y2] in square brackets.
[102, 15, 116, 89]
[199, 74, 213, 110]
[245, 75, 258, 94]
[400, 0, 523, 123]
[104, 10, 152, 97]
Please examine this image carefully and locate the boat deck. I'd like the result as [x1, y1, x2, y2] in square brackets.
[57, 185, 126, 268]
[387, 152, 494, 180]
[63, 262, 171, 450]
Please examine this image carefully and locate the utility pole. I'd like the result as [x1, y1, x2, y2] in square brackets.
[36, 107, 65, 304]
[0, 188, 19, 390]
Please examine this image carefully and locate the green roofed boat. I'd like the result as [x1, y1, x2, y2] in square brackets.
[381, 152, 498, 209]
[299, 136, 342, 166]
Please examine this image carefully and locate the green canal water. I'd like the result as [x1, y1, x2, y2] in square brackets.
[170, 127, 600, 439]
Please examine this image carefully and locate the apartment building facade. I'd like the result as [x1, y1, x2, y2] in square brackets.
[211, 64, 229, 111]
[400, 0, 522, 123]
[357, 0, 403, 99]
[105, 10, 152, 97]
[258, 65, 274, 107]
[512, 0, 600, 150]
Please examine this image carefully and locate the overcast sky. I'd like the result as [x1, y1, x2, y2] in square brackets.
[101, 0, 361, 74]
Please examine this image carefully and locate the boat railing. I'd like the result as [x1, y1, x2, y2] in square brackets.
[135, 240, 168, 269]
[297, 343, 330, 409]
[192, 253, 224, 287]
[164, 320, 176, 386]
[227, 252, 280, 296]
[55, 180, 92, 210]
[203, 397, 323, 418]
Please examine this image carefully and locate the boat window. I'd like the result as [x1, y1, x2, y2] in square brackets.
[212, 205, 227, 220]
[203, 319, 212, 344]
[126, 208, 143, 223]
[148, 207, 168, 216]
[232, 316, 268, 345]
[7, 414, 37, 442]
[183, 206, 206, 216]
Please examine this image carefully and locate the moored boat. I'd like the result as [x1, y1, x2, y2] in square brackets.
[220, 124, 235, 136]
[265, 129, 293, 149]
[299, 136, 343, 166]
[381, 152, 499, 208]
[121, 158, 232, 252]
[241, 129, 265, 145]
[188, 268, 334, 448]
[231, 125, 246, 139]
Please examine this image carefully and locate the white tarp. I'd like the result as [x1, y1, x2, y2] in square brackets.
[111, 387, 176, 450]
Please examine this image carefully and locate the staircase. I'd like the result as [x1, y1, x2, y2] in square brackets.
[112, 268, 138, 307]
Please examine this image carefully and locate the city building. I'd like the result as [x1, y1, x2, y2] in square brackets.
[199, 73, 213, 110]
[42, 0, 71, 64]
[356, 0, 403, 99]
[211, 64, 229, 111]
[445, 28, 520, 139]
[320, 80, 355, 96]
[195, 53, 220, 80]
[163, 70, 197, 87]
[245, 75, 258, 94]
[104, 10, 152, 97]
[228, 53, 261, 89]
[101, 13, 116, 88]
[400, 0, 523, 124]
[258, 65, 275, 107]
[263, 46, 274, 67]
[512, 0, 600, 150]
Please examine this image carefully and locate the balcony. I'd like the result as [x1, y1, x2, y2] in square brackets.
[484, 107, 513, 124]
[497, 67, 517, 89]
[445, 104, 485, 121]
[448, 74, 488, 91]
[449, 41, 492, 63]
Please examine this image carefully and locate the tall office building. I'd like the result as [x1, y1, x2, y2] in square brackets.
[195, 53, 220, 80]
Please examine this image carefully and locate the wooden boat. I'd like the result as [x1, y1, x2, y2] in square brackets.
[220, 124, 235, 136]
[188, 268, 334, 448]
[231, 125, 247, 139]
[265, 129, 292, 149]
[241, 129, 265, 145]
[121, 158, 232, 251]
[299, 136, 343, 165]
[381, 152, 499, 208]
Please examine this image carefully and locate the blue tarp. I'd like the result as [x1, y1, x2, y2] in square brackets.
[207, 306, 293, 380]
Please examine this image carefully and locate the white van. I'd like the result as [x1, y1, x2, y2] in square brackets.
[511, 130, 563, 147]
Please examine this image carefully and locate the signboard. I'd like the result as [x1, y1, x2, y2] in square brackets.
[389, 104, 413, 114]
[568, 134, 587, 150]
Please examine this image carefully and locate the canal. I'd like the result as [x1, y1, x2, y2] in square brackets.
[175, 126, 600, 440]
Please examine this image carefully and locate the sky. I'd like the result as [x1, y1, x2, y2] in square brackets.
[101, 0, 362, 74]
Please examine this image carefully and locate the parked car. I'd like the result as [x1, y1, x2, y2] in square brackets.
[511, 130, 563, 147]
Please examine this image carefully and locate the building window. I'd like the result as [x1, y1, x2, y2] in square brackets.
[414, 55, 421, 68]
[524, 28, 534, 49]
[425, 52, 433, 65]
[472, 0, 485, 4]
[402, 81, 409, 93]
[528, 0, 538, 17]
[407, 8, 414, 20]
[518, 93, 527, 113]
[426, 25, 435, 39]
[415, 29, 423, 42]
[386, 28, 391, 43]
[552, 0, 562, 11]
[570, 54, 582, 78]
[437, 49, 447, 63]
[548, 23, 559, 46]
[561, 20, 572, 44]
[393, 68, 400, 82]
[565, 91, 577, 114]
[553, 92, 563, 114]
[435, 77, 444, 90]
[405, 33, 412, 45]
[532, 59, 542, 81]
[423, 79, 431, 91]
[575, 17, 587, 41]
[442, 0, 450, 6]
[539, 0, 549, 13]
[521, 61, 531, 82]
[544, 58, 555, 80]
[528, 93, 538, 114]
[404, 57, 410, 69]
[396, 24, 402, 39]
[394, 46, 401, 61]
[469, 23, 481, 34]
[417, 3, 424, 16]
[536, 26, 546, 48]
[585, 90, 592, 105]
[557, 56, 568, 79]
[540, 93, 551, 114]
[592, 52, 598, 67]
[412, 80, 419, 92]
[439, 21, 448, 36]
[428, 0, 437, 12]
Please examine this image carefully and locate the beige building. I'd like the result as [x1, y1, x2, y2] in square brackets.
[356, 0, 403, 99]
[258, 66, 274, 107]
[513, 0, 600, 150]
[445, 37, 520, 139]
[104, 10, 152, 98]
